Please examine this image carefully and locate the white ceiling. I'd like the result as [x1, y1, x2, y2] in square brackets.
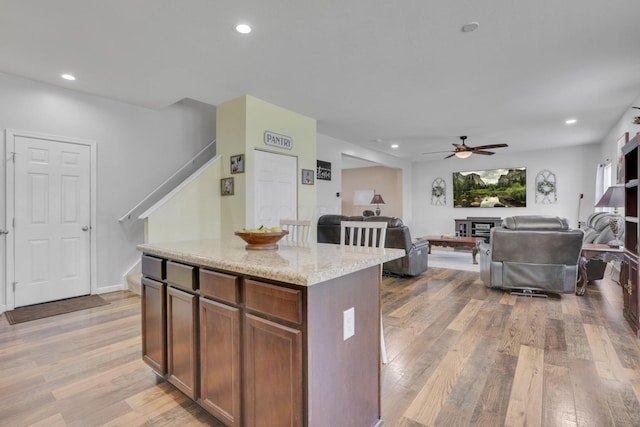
[2, 0, 640, 160]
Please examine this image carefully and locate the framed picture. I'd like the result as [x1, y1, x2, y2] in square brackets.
[230, 154, 244, 174]
[221, 177, 234, 196]
[317, 160, 331, 181]
[302, 169, 314, 185]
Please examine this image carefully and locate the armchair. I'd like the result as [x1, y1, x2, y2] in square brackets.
[582, 212, 624, 281]
[479, 216, 584, 294]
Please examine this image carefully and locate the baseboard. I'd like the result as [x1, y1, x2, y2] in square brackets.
[96, 284, 125, 294]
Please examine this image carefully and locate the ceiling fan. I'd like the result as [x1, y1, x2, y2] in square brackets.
[423, 136, 509, 159]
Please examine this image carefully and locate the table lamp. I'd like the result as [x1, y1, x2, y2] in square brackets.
[594, 184, 625, 247]
[370, 193, 385, 216]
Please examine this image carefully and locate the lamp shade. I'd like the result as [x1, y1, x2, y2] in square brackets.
[370, 194, 385, 205]
[595, 185, 625, 208]
[454, 151, 472, 159]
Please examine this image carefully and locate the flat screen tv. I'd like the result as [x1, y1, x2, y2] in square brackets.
[453, 167, 526, 208]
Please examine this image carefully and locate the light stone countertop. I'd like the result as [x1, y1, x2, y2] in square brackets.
[137, 238, 405, 286]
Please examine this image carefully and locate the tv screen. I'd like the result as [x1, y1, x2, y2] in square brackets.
[453, 167, 526, 208]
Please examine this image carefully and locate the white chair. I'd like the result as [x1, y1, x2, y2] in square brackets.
[340, 221, 387, 248]
[340, 220, 389, 364]
[279, 219, 312, 243]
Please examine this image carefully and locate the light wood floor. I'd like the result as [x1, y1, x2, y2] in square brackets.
[1, 266, 639, 426]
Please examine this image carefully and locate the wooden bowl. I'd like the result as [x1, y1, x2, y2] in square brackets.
[234, 230, 289, 250]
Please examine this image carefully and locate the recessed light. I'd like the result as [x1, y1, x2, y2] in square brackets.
[391, 144, 399, 149]
[235, 23, 252, 34]
[565, 118, 577, 124]
[461, 21, 479, 33]
[61, 74, 76, 81]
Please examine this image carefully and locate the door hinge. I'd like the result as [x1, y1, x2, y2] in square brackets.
[9, 151, 16, 164]
[12, 282, 17, 292]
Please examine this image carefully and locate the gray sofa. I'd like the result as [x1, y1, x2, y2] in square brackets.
[479, 216, 584, 294]
[582, 212, 624, 280]
[317, 215, 429, 276]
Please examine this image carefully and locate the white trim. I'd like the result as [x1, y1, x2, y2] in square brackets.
[96, 283, 125, 294]
[138, 155, 220, 219]
[5, 129, 97, 310]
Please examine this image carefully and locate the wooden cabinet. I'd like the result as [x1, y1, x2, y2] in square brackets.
[622, 133, 640, 336]
[141, 253, 382, 427]
[167, 286, 199, 399]
[243, 279, 303, 427]
[141, 255, 167, 375]
[200, 297, 241, 426]
[244, 313, 302, 427]
[141, 276, 166, 375]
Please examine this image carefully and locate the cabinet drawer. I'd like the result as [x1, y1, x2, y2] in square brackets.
[244, 280, 301, 325]
[142, 254, 165, 281]
[200, 269, 240, 305]
[166, 261, 198, 291]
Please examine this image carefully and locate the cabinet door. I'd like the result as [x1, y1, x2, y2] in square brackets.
[200, 297, 241, 426]
[624, 256, 639, 331]
[244, 313, 302, 427]
[141, 277, 166, 375]
[167, 286, 198, 399]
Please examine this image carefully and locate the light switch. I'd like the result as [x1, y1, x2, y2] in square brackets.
[343, 307, 355, 340]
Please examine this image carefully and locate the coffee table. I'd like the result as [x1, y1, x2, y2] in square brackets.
[577, 243, 625, 296]
[424, 236, 484, 264]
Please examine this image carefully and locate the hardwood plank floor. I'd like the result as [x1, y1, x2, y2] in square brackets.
[1, 266, 639, 426]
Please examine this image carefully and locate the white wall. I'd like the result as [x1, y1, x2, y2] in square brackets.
[316, 133, 414, 225]
[599, 93, 640, 184]
[0, 72, 216, 295]
[410, 143, 601, 238]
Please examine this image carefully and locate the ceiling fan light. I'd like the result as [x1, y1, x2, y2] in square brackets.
[455, 151, 472, 159]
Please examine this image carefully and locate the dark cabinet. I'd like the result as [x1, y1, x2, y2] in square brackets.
[244, 313, 302, 427]
[199, 297, 241, 426]
[454, 217, 502, 242]
[167, 286, 199, 399]
[622, 133, 640, 336]
[141, 276, 166, 375]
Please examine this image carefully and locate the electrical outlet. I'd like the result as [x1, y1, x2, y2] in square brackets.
[343, 307, 355, 340]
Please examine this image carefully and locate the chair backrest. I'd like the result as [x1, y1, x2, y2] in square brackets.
[279, 219, 312, 243]
[340, 220, 387, 248]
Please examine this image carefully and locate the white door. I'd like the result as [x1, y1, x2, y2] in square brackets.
[12, 135, 92, 307]
[253, 150, 297, 228]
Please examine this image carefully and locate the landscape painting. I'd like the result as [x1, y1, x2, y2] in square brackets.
[452, 167, 526, 208]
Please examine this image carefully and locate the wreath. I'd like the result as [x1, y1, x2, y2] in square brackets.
[432, 185, 445, 198]
[537, 180, 555, 196]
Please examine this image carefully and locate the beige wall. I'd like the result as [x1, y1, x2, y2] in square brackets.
[145, 158, 222, 243]
[342, 166, 403, 218]
[217, 95, 317, 238]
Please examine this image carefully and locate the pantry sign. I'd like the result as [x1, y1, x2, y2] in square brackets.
[264, 131, 292, 150]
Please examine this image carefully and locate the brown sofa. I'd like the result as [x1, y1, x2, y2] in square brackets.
[317, 215, 429, 276]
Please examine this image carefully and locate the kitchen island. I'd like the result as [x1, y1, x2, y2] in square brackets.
[138, 238, 404, 427]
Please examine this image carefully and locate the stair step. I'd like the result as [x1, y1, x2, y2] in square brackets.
[126, 272, 142, 295]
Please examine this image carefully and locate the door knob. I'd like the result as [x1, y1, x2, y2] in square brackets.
[0, 229, 8, 235]
[82, 226, 89, 231]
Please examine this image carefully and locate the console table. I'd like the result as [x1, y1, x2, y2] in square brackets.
[454, 217, 503, 242]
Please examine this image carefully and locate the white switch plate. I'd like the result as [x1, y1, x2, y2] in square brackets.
[343, 307, 355, 340]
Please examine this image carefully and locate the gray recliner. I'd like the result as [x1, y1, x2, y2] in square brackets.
[479, 216, 584, 294]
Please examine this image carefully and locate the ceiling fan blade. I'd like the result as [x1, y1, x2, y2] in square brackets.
[444, 153, 456, 159]
[473, 150, 495, 155]
[453, 144, 467, 150]
[470, 143, 508, 150]
[422, 150, 455, 155]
